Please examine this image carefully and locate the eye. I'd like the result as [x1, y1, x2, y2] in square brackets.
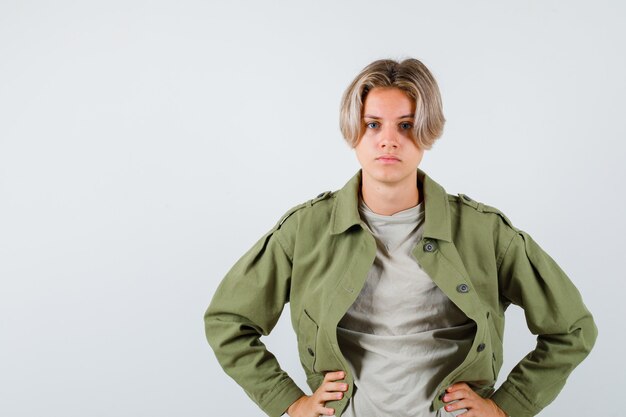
[365, 121, 379, 129]
[399, 122, 413, 130]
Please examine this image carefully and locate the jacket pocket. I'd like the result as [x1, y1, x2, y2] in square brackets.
[297, 309, 319, 372]
[487, 316, 504, 380]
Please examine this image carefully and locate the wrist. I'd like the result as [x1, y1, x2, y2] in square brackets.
[287, 395, 307, 416]
[487, 399, 508, 417]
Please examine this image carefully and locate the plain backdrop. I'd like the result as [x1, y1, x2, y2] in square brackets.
[1, 1, 624, 416]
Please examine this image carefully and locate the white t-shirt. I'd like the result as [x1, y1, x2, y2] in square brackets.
[336, 197, 475, 417]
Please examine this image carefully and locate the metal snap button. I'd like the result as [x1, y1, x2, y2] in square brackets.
[424, 241, 437, 252]
[477, 343, 486, 352]
[456, 283, 470, 293]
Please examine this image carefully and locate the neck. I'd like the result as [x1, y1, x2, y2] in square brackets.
[360, 170, 421, 216]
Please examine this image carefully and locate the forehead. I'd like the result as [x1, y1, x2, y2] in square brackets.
[363, 87, 415, 117]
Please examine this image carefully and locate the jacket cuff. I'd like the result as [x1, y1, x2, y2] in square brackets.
[490, 381, 542, 417]
[260, 379, 306, 417]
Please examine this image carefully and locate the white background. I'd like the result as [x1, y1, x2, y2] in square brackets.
[1, 1, 624, 416]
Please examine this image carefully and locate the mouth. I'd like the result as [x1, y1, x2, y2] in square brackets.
[377, 155, 401, 162]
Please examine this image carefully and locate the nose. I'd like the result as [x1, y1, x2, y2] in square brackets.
[380, 125, 399, 149]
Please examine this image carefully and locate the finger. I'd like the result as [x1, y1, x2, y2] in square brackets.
[317, 406, 335, 416]
[446, 382, 471, 392]
[444, 399, 473, 413]
[323, 370, 346, 382]
[443, 389, 473, 403]
[316, 390, 344, 402]
[321, 381, 349, 392]
[446, 405, 472, 417]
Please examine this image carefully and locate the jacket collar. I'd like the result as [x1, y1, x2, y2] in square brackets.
[329, 168, 452, 242]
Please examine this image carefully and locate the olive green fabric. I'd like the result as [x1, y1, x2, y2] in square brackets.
[204, 168, 597, 417]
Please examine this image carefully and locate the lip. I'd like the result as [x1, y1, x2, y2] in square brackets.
[377, 155, 401, 162]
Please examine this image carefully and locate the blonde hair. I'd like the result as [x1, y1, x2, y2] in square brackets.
[339, 58, 445, 150]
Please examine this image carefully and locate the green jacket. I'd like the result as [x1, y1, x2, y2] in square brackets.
[204, 168, 597, 417]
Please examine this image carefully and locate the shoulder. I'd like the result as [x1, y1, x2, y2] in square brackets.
[275, 190, 335, 229]
[448, 192, 520, 233]
[268, 190, 335, 257]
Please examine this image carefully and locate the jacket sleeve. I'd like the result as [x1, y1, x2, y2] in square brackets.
[203, 217, 305, 417]
[490, 227, 598, 417]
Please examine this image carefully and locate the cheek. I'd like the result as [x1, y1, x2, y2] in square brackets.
[354, 146, 373, 166]
[354, 149, 367, 165]
[354, 138, 369, 155]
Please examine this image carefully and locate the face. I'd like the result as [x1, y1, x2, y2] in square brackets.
[354, 87, 424, 188]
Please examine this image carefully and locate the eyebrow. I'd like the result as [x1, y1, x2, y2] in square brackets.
[363, 114, 415, 119]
